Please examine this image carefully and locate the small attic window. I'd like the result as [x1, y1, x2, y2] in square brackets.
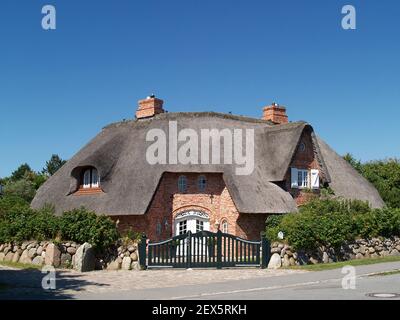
[178, 175, 187, 193]
[82, 167, 100, 189]
[299, 142, 306, 152]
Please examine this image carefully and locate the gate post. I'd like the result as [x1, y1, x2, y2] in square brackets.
[261, 232, 270, 269]
[216, 230, 222, 269]
[138, 233, 147, 270]
[187, 231, 192, 269]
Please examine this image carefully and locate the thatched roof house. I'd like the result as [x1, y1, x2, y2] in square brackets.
[31, 97, 384, 240]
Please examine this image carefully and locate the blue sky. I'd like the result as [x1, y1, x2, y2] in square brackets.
[0, 0, 399, 178]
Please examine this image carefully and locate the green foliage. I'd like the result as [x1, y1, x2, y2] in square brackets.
[344, 155, 400, 208]
[266, 198, 400, 251]
[0, 195, 30, 216]
[42, 154, 67, 176]
[0, 206, 59, 243]
[10, 163, 32, 181]
[3, 179, 36, 202]
[59, 208, 119, 248]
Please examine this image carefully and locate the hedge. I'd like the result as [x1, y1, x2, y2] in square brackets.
[266, 199, 400, 251]
[0, 197, 119, 248]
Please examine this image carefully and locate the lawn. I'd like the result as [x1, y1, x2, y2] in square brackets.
[0, 260, 42, 270]
[288, 255, 400, 271]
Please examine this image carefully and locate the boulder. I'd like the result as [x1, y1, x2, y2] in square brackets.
[21, 242, 29, 250]
[390, 249, 400, 256]
[13, 245, 19, 252]
[12, 252, 20, 263]
[4, 251, 14, 262]
[271, 247, 281, 254]
[107, 260, 121, 271]
[282, 255, 291, 268]
[0, 244, 4, 252]
[19, 250, 32, 264]
[289, 257, 296, 266]
[122, 257, 132, 270]
[28, 248, 37, 258]
[130, 252, 138, 261]
[131, 261, 140, 270]
[309, 257, 319, 265]
[4, 247, 10, 256]
[61, 253, 72, 266]
[32, 256, 44, 266]
[322, 252, 329, 264]
[355, 253, 364, 259]
[73, 242, 95, 272]
[45, 243, 61, 267]
[127, 245, 135, 253]
[36, 246, 43, 256]
[0, 253, 5, 261]
[359, 245, 366, 255]
[67, 247, 76, 255]
[267, 253, 282, 269]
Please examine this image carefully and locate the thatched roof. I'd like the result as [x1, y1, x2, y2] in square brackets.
[31, 112, 384, 215]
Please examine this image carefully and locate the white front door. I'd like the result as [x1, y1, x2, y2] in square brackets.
[174, 211, 210, 256]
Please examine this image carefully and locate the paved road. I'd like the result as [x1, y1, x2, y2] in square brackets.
[1, 262, 400, 300]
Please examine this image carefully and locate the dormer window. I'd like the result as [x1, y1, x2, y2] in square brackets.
[82, 168, 100, 189]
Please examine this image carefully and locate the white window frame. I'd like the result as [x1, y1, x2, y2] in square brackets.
[297, 169, 309, 189]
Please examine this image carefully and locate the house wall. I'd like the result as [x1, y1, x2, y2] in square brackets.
[283, 128, 321, 206]
[112, 129, 321, 241]
[112, 173, 265, 241]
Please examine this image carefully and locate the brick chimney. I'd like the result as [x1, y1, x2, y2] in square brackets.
[136, 95, 165, 119]
[262, 103, 288, 124]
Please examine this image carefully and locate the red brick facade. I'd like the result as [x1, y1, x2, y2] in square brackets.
[112, 128, 319, 242]
[112, 172, 266, 241]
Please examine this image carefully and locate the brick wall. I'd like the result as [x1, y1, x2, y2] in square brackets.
[112, 173, 266, 241]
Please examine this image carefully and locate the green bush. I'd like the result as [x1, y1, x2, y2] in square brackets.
[266, 199, 400, 251]
[59, 208, 119, 248]
[0, 206, 59, 243]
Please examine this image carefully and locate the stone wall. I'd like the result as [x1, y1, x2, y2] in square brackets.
[0, 240, 141, 272]
[267, 236, 400, 269]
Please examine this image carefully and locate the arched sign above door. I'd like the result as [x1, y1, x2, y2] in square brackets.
[174, 210, 209, 221]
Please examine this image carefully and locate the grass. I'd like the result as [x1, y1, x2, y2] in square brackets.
[288, 255, 400, 271]
[368, 269, 400, 277]
[0, 260, 42, 270]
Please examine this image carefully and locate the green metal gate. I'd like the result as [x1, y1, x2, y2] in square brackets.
[138, 230, 270, 269]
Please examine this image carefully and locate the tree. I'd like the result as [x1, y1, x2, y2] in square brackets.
[3, 178, 36, 202]
[42, 154, 66, 176]
[11, 163, 32, 181]
[344, 154, 400, 208]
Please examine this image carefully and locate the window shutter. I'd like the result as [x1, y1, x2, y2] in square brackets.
[311, 169, 320, 189]
[291, 168, 298, 188]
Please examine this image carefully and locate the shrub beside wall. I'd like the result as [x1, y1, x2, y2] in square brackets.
[266, 199, 400, 252]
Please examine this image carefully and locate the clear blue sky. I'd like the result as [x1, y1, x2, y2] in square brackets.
[1, 0, 399, 178]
